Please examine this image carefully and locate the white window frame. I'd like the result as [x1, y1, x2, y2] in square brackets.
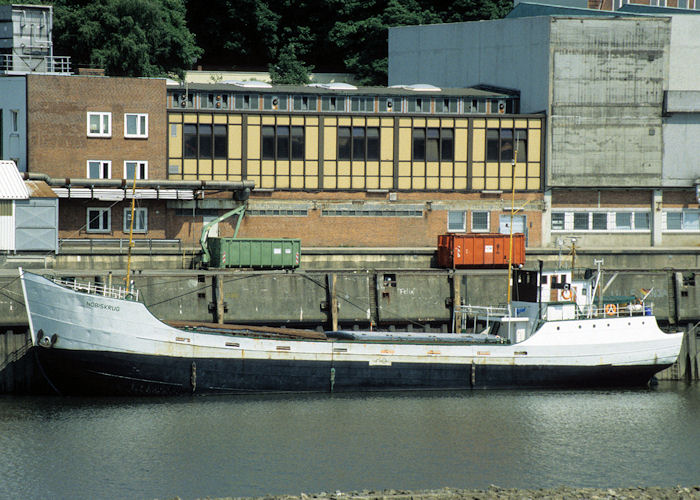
[86, 207, 111, 233]
[87, 160, 111, 179]
[551, 210, 651, 232]
[664, 209, 700, 232]
[124, 113, 148, 138]
[471, 211, 490, 232]
[87, 112, 112, 137]
[124, 161, 148, 180]
[447, 210, 466, 232]
[123, 207, 148, 233]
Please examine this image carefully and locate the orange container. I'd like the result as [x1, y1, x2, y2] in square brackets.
[437, 233, 525, 268]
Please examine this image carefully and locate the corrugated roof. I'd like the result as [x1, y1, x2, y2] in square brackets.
[0, 161, 29, 199]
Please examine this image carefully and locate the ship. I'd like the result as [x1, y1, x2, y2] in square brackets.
[19, 266, 683, 395]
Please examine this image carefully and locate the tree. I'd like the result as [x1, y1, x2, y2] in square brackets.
[269, 40, 313, 85]
[329, 0, 441, 86]
[52, 0, 202, 78]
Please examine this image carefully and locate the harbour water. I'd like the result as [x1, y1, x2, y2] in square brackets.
[1, 382, 698, 500]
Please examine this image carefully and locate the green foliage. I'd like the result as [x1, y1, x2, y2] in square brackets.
[52, 0, 202, 78]
[269, 42, 313, 85]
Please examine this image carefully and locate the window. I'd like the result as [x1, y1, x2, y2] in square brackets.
[293, 95, 316, 111]
[471, 211, 490, 232]
[380, 98, 397, 112]
[87, 112, 111, 137]
[413, 128, 454, 161]
[666, 210, 700, 231]
[124, 208, 147, 233]
[262, 125, 305, 161]
[435, 98, 457, 113]
[486, 129, 527, 163]
[124, 113, 148, 138]
[124, 161, 148, 180]
[203, 93, 228, 109]
[337, 126, 379, 161]
[448, 211, 466, 232]
[183, 124, 227, 159]
[87, 208, 110, 233]
[87, 160, 111, 179]
[263, 95, 287, 110]
[591, 213, 608, 230]
[551, 213, 565, 230]
[407, 97, 430, 113]
[321, 96, 345, 112]
[234, 94, 259, 110]
[351, 97, 374, 112]
[573, 212, 589, 230]
[11, 109, 19, 132]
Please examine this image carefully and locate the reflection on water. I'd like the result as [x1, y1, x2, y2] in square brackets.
[1, 382, 699, 500]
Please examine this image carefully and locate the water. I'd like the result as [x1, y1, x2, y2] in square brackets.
[1, 382, 699, 500]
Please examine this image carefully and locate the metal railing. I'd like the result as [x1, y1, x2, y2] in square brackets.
[52, 277, 139, 302]
[59, 238, 183, 255]
[0, 54, 71, 73]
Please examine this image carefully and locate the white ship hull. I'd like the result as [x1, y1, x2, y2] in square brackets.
[20, 270, 683, 395]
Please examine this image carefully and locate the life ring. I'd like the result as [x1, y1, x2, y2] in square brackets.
[605, 303, 617, 316]
[561, 289, 572, 301]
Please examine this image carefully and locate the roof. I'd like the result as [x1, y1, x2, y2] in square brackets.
[172, 82, 518, 99]
[25, 180, 57, 198]
[0, 161, 29, 199]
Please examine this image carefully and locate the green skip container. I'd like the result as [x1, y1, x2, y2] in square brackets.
[208, 238, 301, 269]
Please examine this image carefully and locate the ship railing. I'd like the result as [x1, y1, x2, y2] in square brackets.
[579, 301, 652, 319]
[52, 278, 139, 301]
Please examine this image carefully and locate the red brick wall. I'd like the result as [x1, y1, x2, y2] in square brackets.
[27, 74, 167, 179]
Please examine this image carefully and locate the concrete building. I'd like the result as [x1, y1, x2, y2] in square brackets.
[388, 6, 700, 248]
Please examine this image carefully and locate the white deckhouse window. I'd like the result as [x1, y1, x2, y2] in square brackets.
[124, 113, 148, 138]
[87, 112, 111, 137]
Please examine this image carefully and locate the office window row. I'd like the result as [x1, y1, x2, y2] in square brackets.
[87, 112, 148, 138]
[665, 210, 700, 231]
[87, 207, 148, 233]
[170, 92, 517, 115]
[551, 211, 650, 231]
[87, 160, 148, 180]
[447, 210, 490, 232]
[338, 126, 379, 161]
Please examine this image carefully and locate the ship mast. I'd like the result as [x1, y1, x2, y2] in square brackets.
[125, 177, 137, 293]
[506, 135, 519, 308]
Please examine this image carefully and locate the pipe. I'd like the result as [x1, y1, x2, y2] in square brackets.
[23, 172, 255, 191]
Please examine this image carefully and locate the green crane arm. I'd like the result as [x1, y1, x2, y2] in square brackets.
[200, 204, 246, 265]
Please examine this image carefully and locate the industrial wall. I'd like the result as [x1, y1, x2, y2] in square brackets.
[389, 16, 673, 189]
[388, 17, 552, 114]
[548, 17, 669, 188]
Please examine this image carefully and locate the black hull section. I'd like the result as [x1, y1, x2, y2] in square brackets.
[33, 347, 671, 396]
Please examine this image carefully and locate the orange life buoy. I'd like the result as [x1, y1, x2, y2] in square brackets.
[561, 289, 572, 301]
[605, 303, 617, 316]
